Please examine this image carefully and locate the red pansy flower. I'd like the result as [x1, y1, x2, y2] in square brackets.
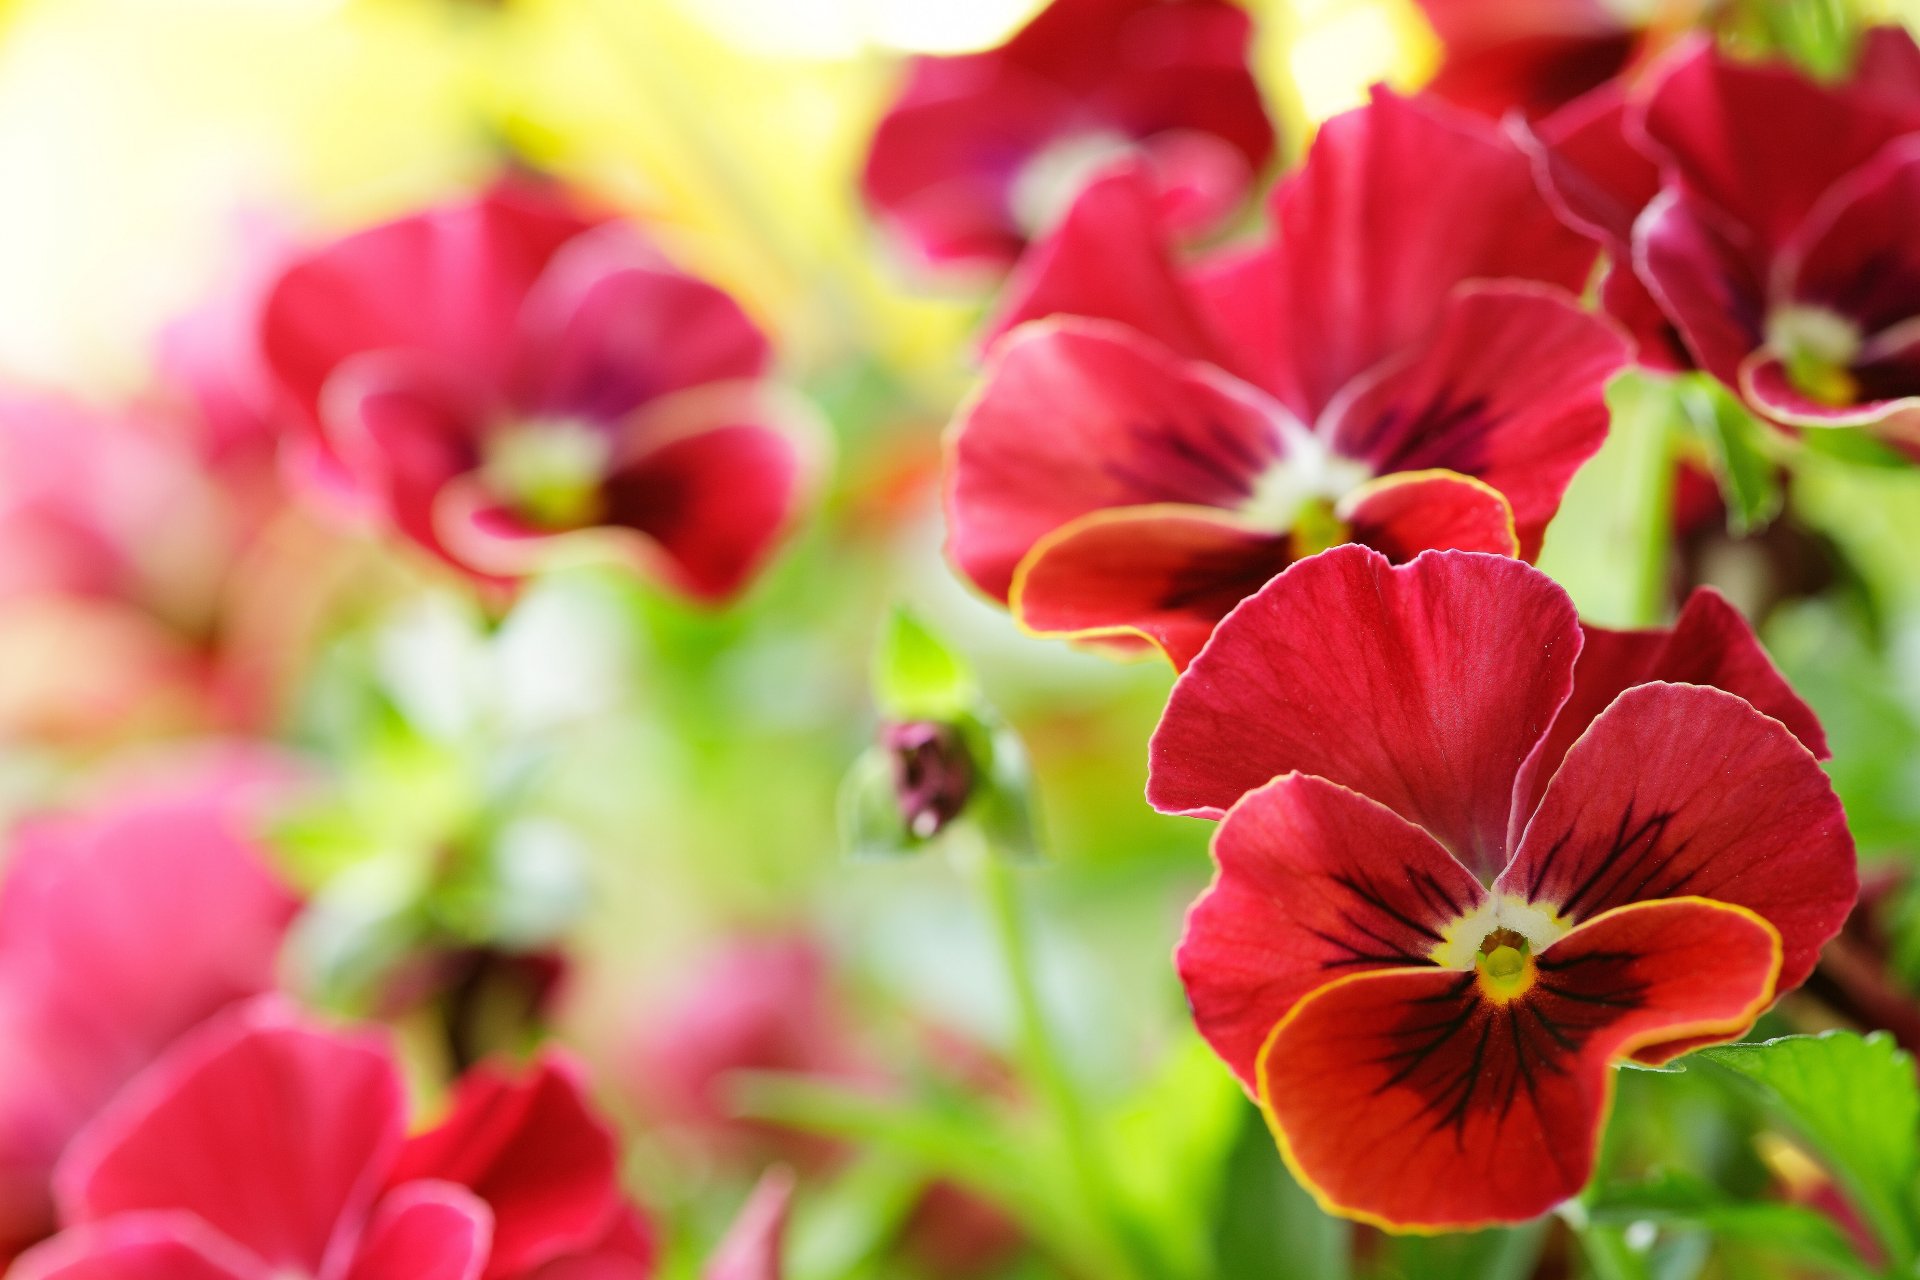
[13, 1000, 658, 1280]
[1631, 32, 1920, 448]
[260, 185, 818, 601]
[1155, 546, 1853, 1230]
[0, 770, 300, 1257]
[1411, 0, 1712, 119]
[861, 0, 1275, 271]
[947, 90, 1624, 668]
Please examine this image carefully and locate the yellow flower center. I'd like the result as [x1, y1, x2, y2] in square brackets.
[1474, 932, 1537, 1004]
[1767, 304, 1862, 407]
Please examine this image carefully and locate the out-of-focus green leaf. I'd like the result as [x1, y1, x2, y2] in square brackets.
[1382, 1221, 1548, 1280]
[1678, 378, 1782, 535]
[837, 746, 918, 860]
[1697, 1031, 1920, 1264]
[970, 716, 1042, 862]
[1210, 1109, 1349, 1280]
[1102, 1034, 1246, 1280]
[874, 606, 975, 721]
[1590, 1174, 1879, 1280]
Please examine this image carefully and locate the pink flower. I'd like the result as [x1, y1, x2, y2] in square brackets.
[947, 90, 1624, 668]
[1530, 30, 1920, 445]
[260, 184, 816, 601]
[0, 770, 301, 1255]
[13, 1001, 659, 1280]
[861, 0, 1275, 271]
[1156, 546, 1852, 1228]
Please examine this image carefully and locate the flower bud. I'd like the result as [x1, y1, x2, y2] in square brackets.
[883, 720, 976, 839]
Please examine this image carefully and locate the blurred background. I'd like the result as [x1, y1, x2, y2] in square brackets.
[5, 1, 1920, 1277]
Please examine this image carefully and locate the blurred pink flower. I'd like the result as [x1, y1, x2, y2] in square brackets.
[11, 1001, 660, 1280]
[0, 768, 301, 1256]
[259, 184, 816, 602]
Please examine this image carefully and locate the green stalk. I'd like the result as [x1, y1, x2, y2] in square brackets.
[976, 847, 1151, 1280]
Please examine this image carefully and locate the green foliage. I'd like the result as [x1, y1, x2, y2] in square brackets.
[1698, 1031, 1920, 1265]
[1677, 377, 1783, 536]
[1590, 1174, 1880, 1280]
[874, 606, 976, 721]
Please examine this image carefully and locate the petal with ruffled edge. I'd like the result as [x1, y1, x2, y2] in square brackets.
[1008, 504, 1291, 670]
[1253, 89, 1597, 422]
[1640, 41, 1920, 255]
[946, 319, 1288, 602]
[1499, 683, 1853, 1009]
[1257, 897, 1779, 1231]
[263, 186, 592, 431]
[1319, 282, 1627, 558]
[1523, 86, 1688, 369]
[345, 1184, 492, 1280]
[1511, 588, 1828, 832]
[388, 1054, 628, 1280]
[513, 224, 772, 422]
[1634, 189, 1768, 388]
[1178, 772, 1489, 1092]
[1340, 470, 1518, 563]
[436, 383, 816, 603]
[1748, 137, 1920, 432]
[9, 1214, 267, 1280]
[983, 164, 1234, 370]
[55, 1001, 406, 1277]
[1150, 547, 1580, 880]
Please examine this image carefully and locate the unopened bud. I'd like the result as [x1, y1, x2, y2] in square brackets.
[883, 720, 975, 839]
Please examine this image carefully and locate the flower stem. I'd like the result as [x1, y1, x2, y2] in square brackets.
[975, 847, 1149, 1280]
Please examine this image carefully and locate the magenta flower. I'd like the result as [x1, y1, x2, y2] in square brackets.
[13, 1001, 658, 1280]
[1155, 546, 1853, 1229]
[0, 772, 300, 1256]
[261, 185, 818, 600]
[861, 0, 1275, 271]
[946, 90, 1624, 668]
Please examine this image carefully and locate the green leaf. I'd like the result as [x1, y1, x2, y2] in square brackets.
[1384, 1222, 1548, 1280]
[970, 716, 1042, 862]
[873, 607, 975, 720]
[1697, 1031, 1920, 1264]
[1678, 378, 1782, 535]
[1590, 1174, 1879, 1280]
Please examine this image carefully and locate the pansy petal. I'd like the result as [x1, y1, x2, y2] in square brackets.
[1150, 546, 1580, 880]
[1779, 138, 1920, 335]
[1641, 41, 1920, 254]
[984, 164, 1231, 369]
[702, 1169, 795, 1280]
[57, 1001, 405, 1277]
[1499, 683, 1853, 996]
[1319, 282, 1627, 557]
[1512, 588, 1828, 831]
[1258, 897, 1779, 1231]
[1340, 470, 1518, 562]
[1257, 89, 1597, 420]
[1852, 25, 1920, 114]
[1634, 189, 1768, 387]
[437, 385, 815, 602]
[388, 1054, 626, 1280]
[1010, 504, 1292, 670]
[1178, 772, 1489, 1092]
[263, 185, 593, 426]
[526, 1209, 659, 1280]
[1410, 0, 1634, 117]
[946, 319, 1286, 601]
[515, 224, 772, 421]
[9, 1214, 267, 1280]
[1742, 351, 1920, 433]
[346, 1184, 493, 1280]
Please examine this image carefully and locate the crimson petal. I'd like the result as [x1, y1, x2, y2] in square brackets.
[1010, 504, 1292, 670]
[1499, 683, 1853, 998]
[56, 1002, 406, 1277]
[345, 1184, 492, 1280]
[1256, 89, 1597, 421]
[984, 163, 1233, 370]
[946, 319, 1286, 602]
[1634, 189, 1768, 388]
[1258, 897, 1779, 1231]
[1341, 471, 1518, 563]
[1319, 282, 1627, 558]
[1150, 547, 1580, 880]
[1512, 587, 1827, 830]
[388, 1054, 627, 1280]
[9, 1214, 266, 1280]
[702, 1169, 795, 1280]
[1178, 772, 1488, 1092]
